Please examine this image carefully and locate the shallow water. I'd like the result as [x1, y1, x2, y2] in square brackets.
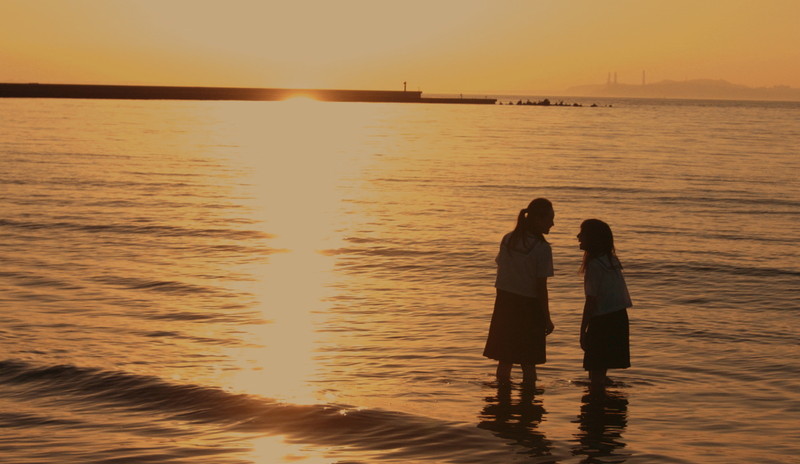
[1, 97, 798, 463]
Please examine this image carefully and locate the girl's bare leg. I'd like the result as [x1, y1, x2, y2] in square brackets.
[589, 369, 608, 392]
[521, 363, 537, 385]
[496, 362, 512, 383]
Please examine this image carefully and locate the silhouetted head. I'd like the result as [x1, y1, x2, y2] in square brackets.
[509, 198, 554, 249]
[578, 219, 614, 254]
[524, 198, 555, 235]
[578, 219, 620, 273]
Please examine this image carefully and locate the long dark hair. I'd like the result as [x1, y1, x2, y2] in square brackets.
[579, 219, 621, 274]
[507, 198, 552, 251]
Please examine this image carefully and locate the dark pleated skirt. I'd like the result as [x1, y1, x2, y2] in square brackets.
[483, 289, 546, 364]
[583, 308, 630, 371]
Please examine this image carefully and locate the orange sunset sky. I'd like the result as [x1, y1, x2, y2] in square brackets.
[2, 0, 799, 94]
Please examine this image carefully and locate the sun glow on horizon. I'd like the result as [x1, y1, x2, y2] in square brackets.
[279, 94, 320, 103]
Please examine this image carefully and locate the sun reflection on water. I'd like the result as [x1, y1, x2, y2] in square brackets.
[248, 435, 334, 464]
[210, 100, 376, 405]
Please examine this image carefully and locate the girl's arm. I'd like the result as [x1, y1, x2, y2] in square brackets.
[580, 296, 597, 351]
[536, 277, 554, 335]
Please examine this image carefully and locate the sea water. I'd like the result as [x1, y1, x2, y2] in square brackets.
[0, 96, 798, 463]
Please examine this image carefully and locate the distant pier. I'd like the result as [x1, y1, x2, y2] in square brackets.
[0, 83, 497, 105]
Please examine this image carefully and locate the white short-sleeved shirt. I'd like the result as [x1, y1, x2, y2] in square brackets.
[494, 232, 554, 298]
[584, 254, 632, 317]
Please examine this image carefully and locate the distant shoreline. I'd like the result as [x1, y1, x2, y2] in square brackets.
[565, 79, 800, 103]
[0, 83, 497, 105]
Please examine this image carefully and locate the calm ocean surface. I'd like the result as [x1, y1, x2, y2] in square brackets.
[1, 96, 798, 463]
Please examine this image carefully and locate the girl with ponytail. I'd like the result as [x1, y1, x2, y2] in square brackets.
[483, 198, 555, 386]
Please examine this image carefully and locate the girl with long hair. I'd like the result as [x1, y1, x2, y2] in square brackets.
[578, 219, 632, 392]
[484, 198, 555, 386]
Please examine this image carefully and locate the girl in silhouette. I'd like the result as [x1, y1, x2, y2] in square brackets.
[578, 219, 632, 392]
[484, 198, 555, 386]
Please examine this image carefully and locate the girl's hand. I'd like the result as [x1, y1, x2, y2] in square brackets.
[580, 332, 587, 351]
[545, 319, 555, 336]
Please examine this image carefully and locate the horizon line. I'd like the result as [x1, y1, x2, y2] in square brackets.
[1, 81, 798, 104]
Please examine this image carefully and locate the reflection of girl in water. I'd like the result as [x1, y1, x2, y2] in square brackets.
[484, 198, 555, 386]
[477, 383, 552, 459]
[578, 219, 632, 392]
[574, 390, 629, 461]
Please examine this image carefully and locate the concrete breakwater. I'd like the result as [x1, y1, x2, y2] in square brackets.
[0, 83, 497, 105]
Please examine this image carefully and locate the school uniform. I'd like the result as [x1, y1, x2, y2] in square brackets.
[483, 232, 553, 364]
[583, 254, 632, 370]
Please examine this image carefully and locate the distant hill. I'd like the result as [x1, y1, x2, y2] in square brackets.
[566, 79, 800, 102]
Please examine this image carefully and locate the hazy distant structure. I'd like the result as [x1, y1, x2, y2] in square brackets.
[614, 72, 618, 85]
[566, 77, 800, 101]
[607, 72, 611, 84]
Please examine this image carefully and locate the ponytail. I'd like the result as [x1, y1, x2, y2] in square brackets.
[508, 198, 552, 251]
